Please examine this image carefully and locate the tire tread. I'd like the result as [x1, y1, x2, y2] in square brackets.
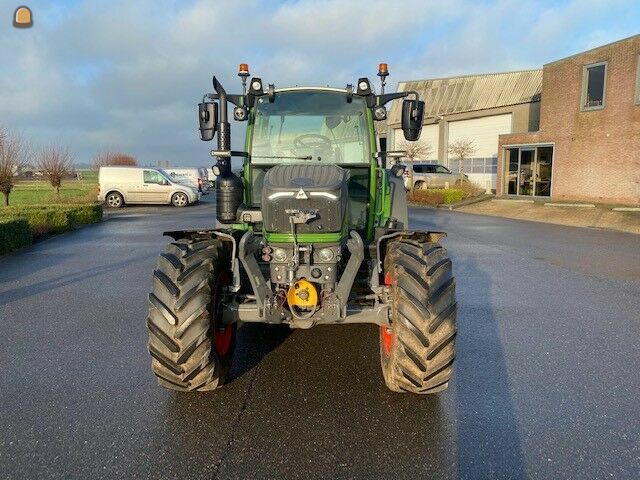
[380, 238, 457, 394]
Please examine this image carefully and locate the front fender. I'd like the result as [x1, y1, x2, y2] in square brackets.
[163, 229, 241, 292]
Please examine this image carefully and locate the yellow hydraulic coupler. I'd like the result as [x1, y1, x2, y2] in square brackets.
[287, 278, 318, 309]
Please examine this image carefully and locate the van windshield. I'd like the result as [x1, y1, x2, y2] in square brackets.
[250, 90, 370, 165]
[156, 169, 173, 183]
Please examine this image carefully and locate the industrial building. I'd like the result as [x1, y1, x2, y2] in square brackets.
[498, 34, 640, 204]
[385, 70, 543, 190]
[384, 35, 640, 204]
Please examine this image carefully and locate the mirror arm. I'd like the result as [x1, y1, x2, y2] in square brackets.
[376, 90, 420, 106]
[204, 93, 247, 108]
[373, 150, 407, 158]
[209, 150, 249, 158]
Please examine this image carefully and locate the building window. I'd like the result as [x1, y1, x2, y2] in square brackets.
[449, 157, 497, 175]
[504, 146, 553, 197]
[581, 61, 607, 111]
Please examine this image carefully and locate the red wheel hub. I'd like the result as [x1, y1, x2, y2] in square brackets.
[212, 271, 233, 357]
[214, 325, 234, 357]
[381, 270, 394, 356]
[381, 325, 394, 356]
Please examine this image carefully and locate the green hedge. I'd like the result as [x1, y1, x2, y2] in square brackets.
[0, 203, 103, 239]
[409, 188, 465, 206]
[62, 204, 103, 225]
[0, 218, 33, 255]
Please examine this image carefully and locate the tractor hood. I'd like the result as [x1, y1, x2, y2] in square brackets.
[261, 164, 348, 235]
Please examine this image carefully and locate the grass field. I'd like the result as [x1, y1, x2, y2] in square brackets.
[2, 170, 98, 207]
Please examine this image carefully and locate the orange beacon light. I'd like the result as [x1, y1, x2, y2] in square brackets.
[13, 6, 33, 28]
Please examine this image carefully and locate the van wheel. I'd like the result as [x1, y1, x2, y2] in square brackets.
[414, 181, 426, 190]
[106, 191, 124, 208]
[172, 192, 189, 207]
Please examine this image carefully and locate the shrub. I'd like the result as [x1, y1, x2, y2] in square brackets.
[457, 181, 483, 198]
[0, 203, 102, 237]
[409, 188, 464, 206]
[0, 218, 32, 254]
[59, 204, 103, 224]
[0, 208, 72, 235]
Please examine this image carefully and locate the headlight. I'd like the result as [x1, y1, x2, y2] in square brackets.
[272, 248, 287, 262]
[318, 248, 334, 262]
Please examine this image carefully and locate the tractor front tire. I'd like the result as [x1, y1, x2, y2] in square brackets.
[380, 239, 457, 394]
[146, 237, 236, 391]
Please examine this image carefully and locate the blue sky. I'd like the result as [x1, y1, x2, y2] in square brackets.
[0, 0, 638, 165]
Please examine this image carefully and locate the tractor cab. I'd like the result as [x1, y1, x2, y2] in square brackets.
[246, 88, 373, 234]
[198, 64, 425, 240]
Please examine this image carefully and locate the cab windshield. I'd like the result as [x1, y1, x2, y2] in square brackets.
[250, 90, 370, 165]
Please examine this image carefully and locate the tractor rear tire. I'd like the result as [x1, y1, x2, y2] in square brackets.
[380, 239, 457, 394]
[146, 237, 236, 391]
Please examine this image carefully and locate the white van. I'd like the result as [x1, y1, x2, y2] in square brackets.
[198, 167, 214, 190]
[165, 167, 209, 194]
[98, 166, 201, 208]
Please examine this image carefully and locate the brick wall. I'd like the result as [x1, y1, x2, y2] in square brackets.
[498, 35, 640, 204]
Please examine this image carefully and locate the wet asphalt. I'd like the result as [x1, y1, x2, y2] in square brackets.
[0, 197, 639, 479]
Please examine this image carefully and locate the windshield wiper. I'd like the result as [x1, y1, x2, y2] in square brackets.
[252, 155, 313, 160]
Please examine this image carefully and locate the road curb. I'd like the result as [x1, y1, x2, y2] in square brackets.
[544, 202, 596, 208]
[612, 207, 640, 212]
[492, 198, 534, 204]
[439, 194, 494, 210]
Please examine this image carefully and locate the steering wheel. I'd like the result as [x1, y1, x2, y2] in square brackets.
[293, 134, 333, 154]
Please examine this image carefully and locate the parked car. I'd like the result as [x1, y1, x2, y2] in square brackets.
[404, 163, 469, 189]
[166, 167, 209, 194]
[198, 166, 215, 191]
[98, 166, 200, 208]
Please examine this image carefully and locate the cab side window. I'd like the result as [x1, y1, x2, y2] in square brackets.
[435, 166, 450, 174]
[144, 170, 165, 185]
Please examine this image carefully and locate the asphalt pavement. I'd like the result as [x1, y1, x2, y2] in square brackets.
[1, 198, 639, 479]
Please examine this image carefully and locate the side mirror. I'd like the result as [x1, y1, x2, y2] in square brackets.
[401, 99, 425, 141]
[390, 164, 406, 178]
[198, 102, 218, 141]
[325, 116, 342, 130]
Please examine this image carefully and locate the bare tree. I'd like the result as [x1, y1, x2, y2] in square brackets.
[448, 138, 477, 178]
[92, 152, 137, 169]
[397, 139, 433, 163]
[38, 145, 73, 199]
[0, 127, 29, 206]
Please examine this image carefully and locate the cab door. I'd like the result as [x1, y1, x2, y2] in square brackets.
[142, 170, 171, 203]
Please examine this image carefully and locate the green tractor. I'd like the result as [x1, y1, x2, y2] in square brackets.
[146, 64, 457, 394]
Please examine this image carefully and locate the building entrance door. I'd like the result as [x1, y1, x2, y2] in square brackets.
[518, 149, 534, 195]
[505, 145, 553, 197]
